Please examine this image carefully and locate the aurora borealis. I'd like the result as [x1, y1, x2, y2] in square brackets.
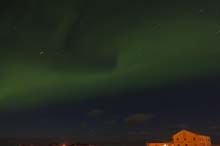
[1, 0, 220, 108]
[0, 0, 220, 145]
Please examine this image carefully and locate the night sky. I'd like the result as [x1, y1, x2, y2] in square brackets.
[0, 0, 220, 145]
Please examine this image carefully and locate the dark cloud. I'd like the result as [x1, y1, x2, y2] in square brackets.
[208, 126, 220, 131]
[128, 131, 149, 136]
[80, 121, 88, 128]
[87, 109, 104, 117]
[125, 113, 155, 126]
[176, 123, 190, 129]
[104, 120, 116, 126]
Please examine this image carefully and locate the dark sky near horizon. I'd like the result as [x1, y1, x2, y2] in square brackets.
[0, 0, 220, 145]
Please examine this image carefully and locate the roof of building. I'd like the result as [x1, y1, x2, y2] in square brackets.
[172, 129, 210, 137]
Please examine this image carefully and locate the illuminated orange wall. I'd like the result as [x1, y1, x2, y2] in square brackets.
[146, 130, 212, 146]
[146, 142, 173, 146]
[172, 130, 211, 146]
[196, 135, 212, 146]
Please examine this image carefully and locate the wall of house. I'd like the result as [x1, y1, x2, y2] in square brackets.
[172, 130, 211, 146]
[146, 130, 212, 146]
[146, 142, 173, 146]
[197, 135, 211, 146]
[173, 130, 198, 146]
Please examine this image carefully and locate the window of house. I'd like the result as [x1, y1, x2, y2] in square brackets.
[185, 144, 188, 146]
[184, 138, 187, 141]
[177, 138, 179, 141]
[193, 138, 196, 141]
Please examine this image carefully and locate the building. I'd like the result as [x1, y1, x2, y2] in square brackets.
[146, 141, 174, 146]
[172, 129, 211, 146]
[146, 129, 212, 146]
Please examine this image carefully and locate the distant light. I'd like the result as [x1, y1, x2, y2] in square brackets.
[163, 144, 167, 146]
[61, 144, 66, 146]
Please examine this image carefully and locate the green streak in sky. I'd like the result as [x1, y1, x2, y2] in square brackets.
[0, 1, 220, 109]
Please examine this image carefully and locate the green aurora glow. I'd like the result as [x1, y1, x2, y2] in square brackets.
[0, 0, 220, 109]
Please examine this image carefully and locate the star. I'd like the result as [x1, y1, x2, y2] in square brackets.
[40, 51, 45, 55]
[153, 24, 161, 30]
[198, 9, 205, 14]
[40, 48, 47, 55]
